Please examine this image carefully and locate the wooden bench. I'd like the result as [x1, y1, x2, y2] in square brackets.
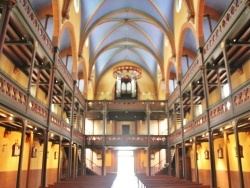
[136, 174, 210, 188]
[48, 174, 117, 188]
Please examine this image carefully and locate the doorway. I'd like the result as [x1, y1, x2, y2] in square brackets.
[122, 125, 130, 135]
[117, 150, 134, 175]
[112, 150, 138, 188]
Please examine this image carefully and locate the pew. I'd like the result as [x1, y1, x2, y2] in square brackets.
[136, 174, 210, 188]
[48, 174, 117, 188]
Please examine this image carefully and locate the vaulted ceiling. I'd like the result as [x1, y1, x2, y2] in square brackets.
[28, 0, 233, 97]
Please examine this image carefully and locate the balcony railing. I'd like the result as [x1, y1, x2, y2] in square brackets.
[85, 135, 167, 147]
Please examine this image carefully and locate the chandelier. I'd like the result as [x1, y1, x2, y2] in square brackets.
[113, 65, 142, 82]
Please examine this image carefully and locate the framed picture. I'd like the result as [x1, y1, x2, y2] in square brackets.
[217, 147, 223, 159]
[12, 142, 20, 157]
[204, 150, 209, 159]
[32, 146, 37, 158]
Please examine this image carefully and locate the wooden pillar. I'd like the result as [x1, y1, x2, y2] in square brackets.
[26, 129, 34, 188]
[69, 81, 77, 179]
[41, 47, 58, 188]
[146, 101, 151, 176]
[193, 137, 199, 183]
[60, 83, 66, 119]
[16, 119, 27, 188]
[57, 136, 62, 182]
[179, 83, 186, 179]
[223, 131, 232, 188]
[82, 145, 86, 175]
[0, 0, 16, 59]
[135, 120, 138, 134]
[233, 120, 244, 188]
[221, 42, 233, 93]
[175, 144, 179, 178]
[199, 47, 217, 188]
[102, 101, 107, 176]
[27, 41, 37, 92]
[81, 109, 86, 176]
[41, 129, 49, 187]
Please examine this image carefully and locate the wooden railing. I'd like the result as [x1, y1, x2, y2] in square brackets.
[85, 135, 167, 147]
[86, 158, 102, 175]
[151, 158, 167, 176]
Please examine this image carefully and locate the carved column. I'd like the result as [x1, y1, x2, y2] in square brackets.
[0, 0, 16, 59]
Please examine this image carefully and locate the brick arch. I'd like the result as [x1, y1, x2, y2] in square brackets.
[59, 21, 78, 80]
[176, 22, 197, 80]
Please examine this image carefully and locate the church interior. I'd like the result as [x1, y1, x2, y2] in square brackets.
[0, 0, 250, 188]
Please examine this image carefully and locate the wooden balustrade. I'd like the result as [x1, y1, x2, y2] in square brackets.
[85, 135, 167, 147]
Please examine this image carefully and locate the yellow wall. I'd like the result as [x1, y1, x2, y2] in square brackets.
[231, 60, 250, 90]
[0, 55, 48, 105]
[190, 142, 210, 170]
[0, 127, 22, 171]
